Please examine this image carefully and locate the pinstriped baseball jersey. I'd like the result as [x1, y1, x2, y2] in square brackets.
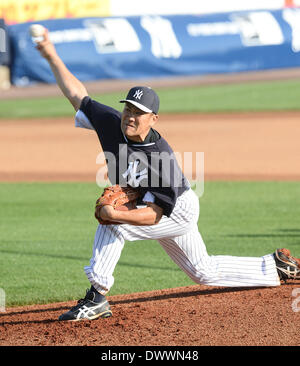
[75, 97, 281, 295]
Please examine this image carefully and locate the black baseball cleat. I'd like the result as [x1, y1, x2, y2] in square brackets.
[58, 289, 112, 321]
[273, 248, 300, 282]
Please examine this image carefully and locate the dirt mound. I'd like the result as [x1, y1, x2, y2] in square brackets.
[1, 284, 299, 346]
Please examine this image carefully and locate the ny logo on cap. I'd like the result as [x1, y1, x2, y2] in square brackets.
[133, 89, 143, 100]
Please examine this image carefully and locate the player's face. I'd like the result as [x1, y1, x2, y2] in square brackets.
[121, 103, 158, 142]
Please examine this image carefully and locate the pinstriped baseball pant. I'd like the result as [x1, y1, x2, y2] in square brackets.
[84, 189, 280, 295]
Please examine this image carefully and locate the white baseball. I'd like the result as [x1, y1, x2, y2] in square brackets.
[29, 24, 45, 42]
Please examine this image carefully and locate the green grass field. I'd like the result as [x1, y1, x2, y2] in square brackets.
[1, 79, 300, 119]
[1, 78, 300, 307]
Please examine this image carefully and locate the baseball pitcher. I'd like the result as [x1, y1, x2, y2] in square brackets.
[34, 28, 300, 321]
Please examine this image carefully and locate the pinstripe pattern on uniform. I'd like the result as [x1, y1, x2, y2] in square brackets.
[84, 188, 280, 294]
[158, 231, 279, 287]
[85, 224, 126, 295]
[118, 189, 199, 240]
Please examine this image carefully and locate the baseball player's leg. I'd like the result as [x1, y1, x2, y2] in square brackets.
[60, 188, 287, 321]
[112, 188, 280, 289]
[84, 224, 126, 295]
[82, 190, 199, 297]
[158, 225, 280, 287]
[83, 216, 193, 296]
[58, 224, 122, 321]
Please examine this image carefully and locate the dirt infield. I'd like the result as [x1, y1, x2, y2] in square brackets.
[2, 111, 300, 182]
[1, 284, 300, 346]
[1, 85, 300, 346]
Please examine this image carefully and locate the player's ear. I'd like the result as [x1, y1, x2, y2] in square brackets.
[150, 113, 159, 127]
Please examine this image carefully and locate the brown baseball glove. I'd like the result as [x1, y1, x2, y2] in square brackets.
[95, 184, 140, 225]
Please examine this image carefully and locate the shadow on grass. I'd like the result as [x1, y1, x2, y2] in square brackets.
[0, 248, 181, 272]
[227, 234, 300, 238]
[226, 228, 300, 239]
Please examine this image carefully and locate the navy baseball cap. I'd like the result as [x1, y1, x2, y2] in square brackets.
[120, 86, 160, 114]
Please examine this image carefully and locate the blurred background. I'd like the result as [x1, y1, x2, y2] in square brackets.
[1, 0, 300, 91]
